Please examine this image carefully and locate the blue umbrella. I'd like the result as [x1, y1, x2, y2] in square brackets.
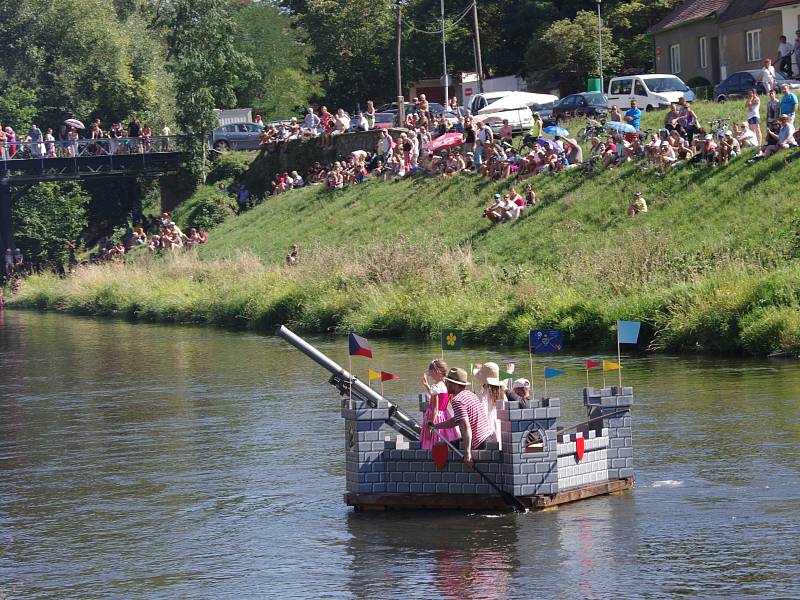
[535, 137, 558, 151]
[543, 125, 569, 137]
[604, 121, 636, 134]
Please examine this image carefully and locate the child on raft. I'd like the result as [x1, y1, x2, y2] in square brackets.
[419, 359, 461, 449]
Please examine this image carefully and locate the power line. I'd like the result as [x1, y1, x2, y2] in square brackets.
[403, 1, 472, 35]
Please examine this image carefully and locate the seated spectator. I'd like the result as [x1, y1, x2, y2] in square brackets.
[334, 109, 350, 134]
[482, 193, 519, 223]
[659, 141, 677, 172]
[286, 244, 300, 265]
[627, 191, 648, 216]
[734, 121, 758, 148]
[762, 114, 797, 157]
[352, 111, 369, 132]
[499, 119, 513, 145]
[562, 138, 583, 168]
[291, 170, 304, 187]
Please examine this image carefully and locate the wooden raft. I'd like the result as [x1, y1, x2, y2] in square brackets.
[346, 478, 634, 512]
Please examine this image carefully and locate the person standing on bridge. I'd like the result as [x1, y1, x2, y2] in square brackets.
[27, 123, 44, 158]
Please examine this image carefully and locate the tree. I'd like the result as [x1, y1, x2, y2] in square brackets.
[12, 182, 89, 267]
[525, 11, 621, 94]
[233, 3, 322, 119]
[607, 0, 681, 73]
[0, 85, 38, 131]
[165, 0, 253, 180]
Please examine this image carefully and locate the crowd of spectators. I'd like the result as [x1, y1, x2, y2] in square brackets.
[0, 117, 172, 160]
[91, 212, 208, 262]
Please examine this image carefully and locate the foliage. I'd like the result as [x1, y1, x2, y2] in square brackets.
[232, 3, 322, 120]
[526, 11, 622, 94]
[171, 184, 238, 231]
[0, 0, 172, 129]
[207, 151, 257, 185]
[12, 100, 800, 355]
[11, 182, 89, 266]
[0, 85, 38, 131]
[165, 0, 253, 180]
[606, 0, 680, 74]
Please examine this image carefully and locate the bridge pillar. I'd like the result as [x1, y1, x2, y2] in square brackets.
[0, 181, 12, 252]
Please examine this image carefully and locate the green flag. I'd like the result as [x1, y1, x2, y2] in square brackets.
[499, 370, 515, 380]
[441, 329, 463, 350]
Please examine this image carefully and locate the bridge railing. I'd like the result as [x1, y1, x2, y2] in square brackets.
[0, 136, 184, 161]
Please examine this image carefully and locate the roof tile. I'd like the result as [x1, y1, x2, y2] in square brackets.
[649, 0, 730, 34]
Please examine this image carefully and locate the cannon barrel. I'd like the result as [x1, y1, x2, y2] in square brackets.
[275, 325, 421, 440]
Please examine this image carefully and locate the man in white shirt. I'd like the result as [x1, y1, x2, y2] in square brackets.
[760, 58, 777, 94]
[777, 35, 794, 77]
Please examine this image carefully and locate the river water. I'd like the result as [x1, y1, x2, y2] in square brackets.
[0, 311, 798, 598]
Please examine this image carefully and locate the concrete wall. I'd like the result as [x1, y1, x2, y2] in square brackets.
[653, 20, 721, 84]
[342, 386, 635, 499]
[720, 13, 782, 77]
[243, 128, 406, 197]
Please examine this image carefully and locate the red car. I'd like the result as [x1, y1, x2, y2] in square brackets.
[373, 112, 395, 129]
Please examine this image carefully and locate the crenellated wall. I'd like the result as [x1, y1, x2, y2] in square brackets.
[342, 386, 635, 502]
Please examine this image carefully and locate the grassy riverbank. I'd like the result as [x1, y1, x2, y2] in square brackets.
[8, 102, 800, 355]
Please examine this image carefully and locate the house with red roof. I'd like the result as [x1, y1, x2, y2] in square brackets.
[650, 0, 800, 86]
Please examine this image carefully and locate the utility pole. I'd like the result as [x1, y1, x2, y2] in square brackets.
[396, 0, 404, 125]
[597, 0, 604, 93]
[472, 0, 484, 93]
[441, 0, 449, 105]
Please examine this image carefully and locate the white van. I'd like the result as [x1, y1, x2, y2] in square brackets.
[606, 74, 695, 111]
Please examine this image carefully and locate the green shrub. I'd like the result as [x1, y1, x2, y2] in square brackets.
[172, 186, 237, 230]
[207, 151, 257, 184]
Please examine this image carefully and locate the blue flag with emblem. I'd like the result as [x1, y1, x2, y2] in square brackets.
[529, 329, 563, 353]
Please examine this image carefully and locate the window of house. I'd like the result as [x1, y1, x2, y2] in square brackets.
[699, 36, 707, 69]
[670, 44, 681, 74]
[746, 29, 761, 62]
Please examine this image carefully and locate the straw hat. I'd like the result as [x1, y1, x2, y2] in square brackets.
[443, 367, 469, 386]
[474, 362, 505, 387]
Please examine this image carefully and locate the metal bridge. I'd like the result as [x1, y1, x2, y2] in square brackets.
[0, 136, 184, 251]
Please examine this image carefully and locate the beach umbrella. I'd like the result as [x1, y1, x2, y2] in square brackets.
[543, 125, 569, 137]
[604, 121, 636, 134]
[535, 137, 558, 150]
[425, 132, 463, 153]
[64, 118, 85, 130]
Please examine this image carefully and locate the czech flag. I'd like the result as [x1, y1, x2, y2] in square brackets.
[348, 333, 372, 358]
[380, 371, 399, 382]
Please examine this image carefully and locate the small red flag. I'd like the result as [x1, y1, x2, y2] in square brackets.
[380, 371, 399, 382]
[585, 359, 601, 369]
[575, 436, 585, 462]
[432, 443, 448, 469]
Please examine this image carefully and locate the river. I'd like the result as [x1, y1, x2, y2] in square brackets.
[0, 311, 798, 598]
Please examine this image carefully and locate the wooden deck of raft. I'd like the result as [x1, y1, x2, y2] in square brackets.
[346, 478, 634, 512]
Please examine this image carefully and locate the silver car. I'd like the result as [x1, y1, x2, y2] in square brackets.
[210, 122, 264, 151]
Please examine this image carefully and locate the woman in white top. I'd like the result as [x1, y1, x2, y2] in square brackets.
[760, 58, 776, 95]
[474, 362, 506, 450]
[745, 89, 762, 145]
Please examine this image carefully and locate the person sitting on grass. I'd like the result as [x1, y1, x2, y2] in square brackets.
[627, 191, 648, 217]
[762, 114, 797, 157]
[734, 121, 759, 148]
[286, 244, 300, 265]
[659, 141, 677, 172]
[718, 131, 740, 164]
[499, 119, 513, 146]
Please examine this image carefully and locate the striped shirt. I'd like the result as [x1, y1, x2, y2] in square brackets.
[451, 390, 494, 449]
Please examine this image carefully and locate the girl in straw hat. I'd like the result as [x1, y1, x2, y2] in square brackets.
[474, 362, 507, 450]
[420, 359, 461, 450]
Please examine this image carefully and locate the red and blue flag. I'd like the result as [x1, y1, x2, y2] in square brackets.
[348, 333, 373, 358]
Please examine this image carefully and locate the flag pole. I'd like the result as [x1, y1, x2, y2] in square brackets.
[617, 335, 623, 388]
[380, 379, 384, 398]
[348, 354, 353, 405]
[543, 368, 548, 398]
[529, 348, 534, 399]
[585, 364, 589, 388]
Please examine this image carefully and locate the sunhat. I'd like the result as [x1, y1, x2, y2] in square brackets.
[443, 367, 469, 386]
[474, 362, 505, 387]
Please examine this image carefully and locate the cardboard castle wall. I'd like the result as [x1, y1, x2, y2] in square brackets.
[342, 387, 634, 498]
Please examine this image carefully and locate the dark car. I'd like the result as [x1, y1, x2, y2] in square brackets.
[713, 70, 800, 102]
[551, 93, 609, 123]
[210, 122, 265, 151]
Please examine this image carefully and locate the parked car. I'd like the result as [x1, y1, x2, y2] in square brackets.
[607, 74, 694, 111]
[551, 93, 609, 123]
[713, 70, 800, 102]
[373, 112, 395, 129]
[466, 90, 516, 114]
[210, 122, 265, 151]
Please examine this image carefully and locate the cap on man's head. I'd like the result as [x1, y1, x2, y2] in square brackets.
[512, 378, 530, 390]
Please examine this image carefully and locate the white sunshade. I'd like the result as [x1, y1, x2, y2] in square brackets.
[478, 92, 559, 114]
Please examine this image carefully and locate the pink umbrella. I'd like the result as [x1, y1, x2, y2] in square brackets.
[425, 132, 463, 153]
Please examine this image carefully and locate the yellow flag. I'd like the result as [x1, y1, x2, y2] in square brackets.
[368, 369, 381, 380]
[603, 360, 622, 371]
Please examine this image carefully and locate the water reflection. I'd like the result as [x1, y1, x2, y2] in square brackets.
[0, 311, 799, 598]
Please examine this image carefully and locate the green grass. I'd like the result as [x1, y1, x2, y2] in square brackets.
[9, 101, 800, 355]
